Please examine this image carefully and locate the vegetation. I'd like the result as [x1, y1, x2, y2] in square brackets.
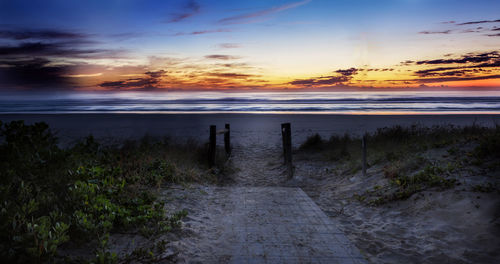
[369, 164, 457, 205]
[0, 120, 212, 263]
[298, 124, 500, 204]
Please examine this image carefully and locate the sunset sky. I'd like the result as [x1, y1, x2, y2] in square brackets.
[0, 0, 499, 92]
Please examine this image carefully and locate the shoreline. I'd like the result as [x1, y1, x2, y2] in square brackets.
[2, 111, 500, 115]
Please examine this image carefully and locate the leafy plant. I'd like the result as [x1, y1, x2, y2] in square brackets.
[0, 121, 200, 263]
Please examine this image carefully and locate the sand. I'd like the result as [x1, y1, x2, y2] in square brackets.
[2, 113, 499, 263]
[291, 156, 500, 263]
[1, 114, 499, 146]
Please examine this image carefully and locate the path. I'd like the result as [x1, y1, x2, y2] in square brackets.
[229, 144, 288, 186]
[219, 186, 366, 263]
[166, 186, 366, 263]
[165, 140, 367, 263]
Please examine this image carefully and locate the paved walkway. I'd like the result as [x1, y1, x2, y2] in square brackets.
[212, 187, 366, 264]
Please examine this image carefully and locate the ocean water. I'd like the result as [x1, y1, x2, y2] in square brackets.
[1, 91, 500, 114]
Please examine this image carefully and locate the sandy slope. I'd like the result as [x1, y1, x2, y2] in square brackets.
[291, 150, 500, 263]
[165, 132, 500, 263]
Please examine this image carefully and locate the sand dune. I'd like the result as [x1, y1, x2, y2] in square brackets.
[2, 113, 499, 263]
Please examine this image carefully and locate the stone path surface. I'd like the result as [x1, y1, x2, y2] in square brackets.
[201, 186, 366, 263]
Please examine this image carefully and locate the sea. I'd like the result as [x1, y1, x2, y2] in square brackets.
[1, 91, 500, 114]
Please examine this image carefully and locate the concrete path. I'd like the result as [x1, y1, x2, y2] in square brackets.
[210, 187, 366, 264]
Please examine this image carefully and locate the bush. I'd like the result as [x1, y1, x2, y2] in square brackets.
[0, 121, 192, 262]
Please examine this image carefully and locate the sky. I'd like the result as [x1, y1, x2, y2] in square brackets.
[0, 0, 499, 93]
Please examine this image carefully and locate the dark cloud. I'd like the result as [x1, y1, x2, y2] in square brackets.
[0, 29, 88, 40]
[361, 68, 395, 72]
[289, 76, 349, 86]
[412, 50, 499, 78]
[100, 77, 158, 90]
[415, 61, 500, 77]
[0, 58, 73, 89]
[166, 0, 200, 23]
[204, 54, 241, 60]
[486, 33, 500, 37]
[145, 70, 166, 78]
[415, 66, 462, 77]
[419, 30, 452, 34]
[99, 69, 168, 90]
[0, 27, 125, 61]
[335, 68, 358, 76]
[416, 51, 499, 65]
[400, 60, 414, 66]
[416, 74, 500, 83]
[289, 68, 358, 86]
[218, 0, 311, 25]
[417, 69, 469, 77]
[0, 27, 128, 90]
[456, 19, 500, 26]
[0, 42, 120, 59]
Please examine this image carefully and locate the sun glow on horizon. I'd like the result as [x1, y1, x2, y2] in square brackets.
[0, 0, 498, 93]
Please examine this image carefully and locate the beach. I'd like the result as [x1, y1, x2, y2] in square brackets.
[1, 113, 499, 146]
[1, 113, 499, 263]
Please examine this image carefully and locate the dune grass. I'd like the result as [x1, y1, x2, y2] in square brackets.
[299, 124, 500, 204]
[0, 120, 219, 263]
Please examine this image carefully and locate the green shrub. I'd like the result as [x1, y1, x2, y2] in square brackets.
[0, 121, 193, 262]
[370, 165, 456, 205]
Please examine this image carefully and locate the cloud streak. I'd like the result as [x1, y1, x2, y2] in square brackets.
[174, 28, 231, 36]
[204, 54, 241, 60]
[0, 42, 122, 59]
[415, 51, 498, 65]
[0, 29, 88, 40]
[208, 72, 256, 79]
[456, 19, 500, 25]
[289, 68, 358, 86]
[218, 0, 311, 25]
[416, 74, 500, 83]
[218, 43, 241, 49]
[418, 30, 452, 34]
[165, 0, 200, 23]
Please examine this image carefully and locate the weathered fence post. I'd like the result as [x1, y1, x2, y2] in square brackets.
[209, 125, 216, 167]
[281, 123, 293, 178]
[224, 123, 231, 155]
[362, 134, 367, 177]
[281, 123, 287, 164]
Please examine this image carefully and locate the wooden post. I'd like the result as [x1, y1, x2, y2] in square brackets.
[281, 123, 287, 164]
[224, 123, 231, 155]
[209, 125, 216, 167]
[362, 134, 367, 177]
[281, 123, 293, 178]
